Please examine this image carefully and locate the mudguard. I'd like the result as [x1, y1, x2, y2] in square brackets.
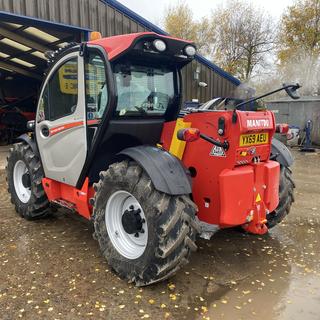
[271, 138, 293, 167]
[16, 134, 39, 157]
[119, 145, 192, 195]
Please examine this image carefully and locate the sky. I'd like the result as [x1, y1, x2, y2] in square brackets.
[117, 0, 295, 26]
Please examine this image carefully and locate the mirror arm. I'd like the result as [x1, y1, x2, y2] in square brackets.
[234, 84, 301, 110]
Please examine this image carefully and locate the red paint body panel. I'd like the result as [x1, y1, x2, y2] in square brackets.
[219, 166, 254, 226]
[42, 178, 94, 219]
[263, 161, 280, 211]
[90, 32, 148, 60]
[161, 110, 279, 231]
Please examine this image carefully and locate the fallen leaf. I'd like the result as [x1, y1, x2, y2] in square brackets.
[168, 284, 175, 291]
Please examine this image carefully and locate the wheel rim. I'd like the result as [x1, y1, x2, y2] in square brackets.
[13, 160, 31, 203]
[105, 190, 148, 260]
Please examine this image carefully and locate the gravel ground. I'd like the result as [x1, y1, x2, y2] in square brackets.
[0, 146, 319, 320]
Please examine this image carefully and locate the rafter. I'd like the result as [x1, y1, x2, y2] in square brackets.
[0, 24, 50, 53]
[0, 61, 42, 80]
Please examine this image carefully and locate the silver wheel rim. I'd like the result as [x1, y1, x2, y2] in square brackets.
[13, 160, 31, 203]
[105, 190, 148, 260]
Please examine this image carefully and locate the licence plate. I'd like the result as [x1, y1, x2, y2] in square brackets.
[239, 133, 269, 146]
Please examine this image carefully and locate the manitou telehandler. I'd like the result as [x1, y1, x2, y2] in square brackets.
[6, 32, 297, 286]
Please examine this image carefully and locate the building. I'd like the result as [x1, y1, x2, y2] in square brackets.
[0, 0, 240, 106]
[268, 97, 320, 145]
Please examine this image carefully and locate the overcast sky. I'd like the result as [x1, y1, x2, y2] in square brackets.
[118, 0, 294, 25]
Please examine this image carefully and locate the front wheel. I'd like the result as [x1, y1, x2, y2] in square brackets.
[266, 165, 295, 228]
[92, 160, 200, 286]
[6, 142, 50, 219]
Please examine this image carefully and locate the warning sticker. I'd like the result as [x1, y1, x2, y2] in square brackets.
[256, 193, 261, 202]
[210, 145, 226, 157]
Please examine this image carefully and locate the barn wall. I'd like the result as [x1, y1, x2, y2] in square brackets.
[0, 0, 238, 102]
[268, 98, 320, 145]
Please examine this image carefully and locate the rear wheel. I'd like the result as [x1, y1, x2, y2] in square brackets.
[266, 165, 295, 228]
[6, 142, 50, 219]
[93, 160, 200, 286]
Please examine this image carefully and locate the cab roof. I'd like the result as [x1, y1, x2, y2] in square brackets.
[88, 32, 194, 61]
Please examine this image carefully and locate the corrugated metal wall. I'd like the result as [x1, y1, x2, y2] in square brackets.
[268, 98, 320, 145]
[0, 0, 237, 102]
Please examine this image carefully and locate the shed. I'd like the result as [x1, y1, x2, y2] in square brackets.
[267, 97, 320, 145]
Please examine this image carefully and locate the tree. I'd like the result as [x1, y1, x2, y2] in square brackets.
[277, 0, 320, 95]
[163, 2, 211, 55]
[278, 0, 320, 62]
[211, 1, 275, 81]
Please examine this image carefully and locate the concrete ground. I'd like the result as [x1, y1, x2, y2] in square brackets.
[0, 146, 319, 320]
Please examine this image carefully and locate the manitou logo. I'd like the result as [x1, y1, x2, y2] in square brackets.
[247, 119, 270, 128]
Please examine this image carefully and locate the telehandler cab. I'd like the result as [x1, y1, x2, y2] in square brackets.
[6, 32, 297, 286]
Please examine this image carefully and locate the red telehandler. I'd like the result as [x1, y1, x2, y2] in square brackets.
[6, 32, 297, 285]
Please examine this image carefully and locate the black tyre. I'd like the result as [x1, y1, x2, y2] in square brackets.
[6, 142, 50, 219]
[266, 165, 295, 228]
[92, 160, 200, 286]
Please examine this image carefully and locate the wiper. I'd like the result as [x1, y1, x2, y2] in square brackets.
[134, 106, 148, 116]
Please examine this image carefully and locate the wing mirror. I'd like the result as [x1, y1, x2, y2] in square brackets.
[283, 83, 301, 100]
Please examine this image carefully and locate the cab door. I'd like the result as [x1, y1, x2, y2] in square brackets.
[35, 51, 87, 186]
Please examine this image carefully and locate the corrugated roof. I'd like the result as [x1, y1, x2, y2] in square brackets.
[0, 11, 88, 79]
[101, 0, 241, 86]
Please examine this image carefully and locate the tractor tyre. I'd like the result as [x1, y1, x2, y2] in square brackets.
[92, 160, 200, 286]
[6, 142, 50, 219]
[266, 165, 295, 228]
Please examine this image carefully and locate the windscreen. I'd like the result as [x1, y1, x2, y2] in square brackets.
[114, 63, 175, 117]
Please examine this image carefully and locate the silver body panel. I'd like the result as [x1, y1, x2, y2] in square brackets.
[35, 52, 87, 186]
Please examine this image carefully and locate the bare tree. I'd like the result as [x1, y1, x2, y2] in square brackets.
[211, 1, 275, 81]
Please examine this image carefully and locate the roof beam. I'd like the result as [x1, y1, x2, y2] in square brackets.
[0, 61, 42, 80]
[0, 43, 46, 66]
[0, 24, 50, 52]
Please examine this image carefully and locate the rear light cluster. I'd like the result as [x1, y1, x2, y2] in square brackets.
[177, 128, 200, 142]
[276, 123, 289, 134]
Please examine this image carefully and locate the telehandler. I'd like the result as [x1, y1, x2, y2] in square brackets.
[6, 32, 297, 286]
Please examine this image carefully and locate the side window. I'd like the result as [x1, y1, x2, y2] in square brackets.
[37, 86, 49, 123]
[85, 52, 107, 120]
[37, 57, 78, 122]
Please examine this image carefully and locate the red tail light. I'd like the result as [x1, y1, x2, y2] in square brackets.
[276, 123, 289, 134]
[177, 128, 200, 142]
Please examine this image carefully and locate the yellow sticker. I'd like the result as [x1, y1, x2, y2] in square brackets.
[256, 193, 261, 202]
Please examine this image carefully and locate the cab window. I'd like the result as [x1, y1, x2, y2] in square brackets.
[37, 57, 78, 122]
[85, 52, 107, 120]
[114, 63, 175, 117]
